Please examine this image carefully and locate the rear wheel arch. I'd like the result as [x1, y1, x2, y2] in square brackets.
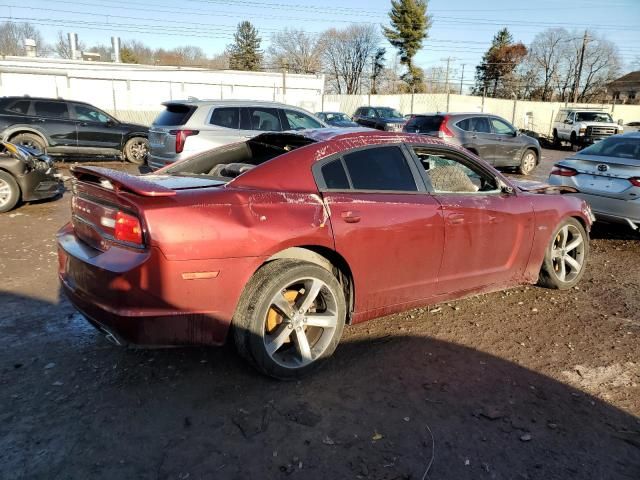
[465, 147, 478, 156]
[265, 246, 355, 323]
[7, 129, 48, 147]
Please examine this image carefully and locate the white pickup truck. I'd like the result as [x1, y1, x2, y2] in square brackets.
[552, 109, 624, 150]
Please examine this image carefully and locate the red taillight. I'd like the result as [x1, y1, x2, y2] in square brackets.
[550, 165, 578, 177]
[114, 211, 143, 246]
[438, 115, 454, 138]
[170, 129, 199, 153]
[630, 177, 640, 187]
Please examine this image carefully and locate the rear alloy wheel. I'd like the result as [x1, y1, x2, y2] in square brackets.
[538, 218, 589, 290]
[0, 170, 20, 213]
[233, 259, 346, 379]
[518, 149, 537, 175]
[124, 137, 149, 165]
[11, 133, 45, 154]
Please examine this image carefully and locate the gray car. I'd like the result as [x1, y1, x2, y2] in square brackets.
[148, 100, 327, 171]
[403, 113, 541, 175]
[548, 132, 640, 231]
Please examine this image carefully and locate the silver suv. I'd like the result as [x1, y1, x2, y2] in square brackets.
[148, 100, 327, 170]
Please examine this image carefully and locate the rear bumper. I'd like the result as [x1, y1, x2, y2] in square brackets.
[57, 223, 261, 346]
[148, 154, 179, 171]
[572, 192, 640, 229]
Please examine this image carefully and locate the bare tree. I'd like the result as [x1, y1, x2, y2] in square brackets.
[576, 33, 621, 102]
[0, 21, 44, 56]
[267, 28, 322, 74]
[320, 24, 380, 94]
[526, 28, 568, 101]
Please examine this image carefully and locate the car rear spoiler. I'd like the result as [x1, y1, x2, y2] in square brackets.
[71, 166, 176, 197]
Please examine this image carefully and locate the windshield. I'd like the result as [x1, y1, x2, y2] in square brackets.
[375, 107, 402, 119]
[575, 112, 613, 123]
[579, 136, 640, 160]
[325, 113, 351, 122]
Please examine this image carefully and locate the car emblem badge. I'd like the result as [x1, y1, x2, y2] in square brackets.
[597, 164, 608, 172]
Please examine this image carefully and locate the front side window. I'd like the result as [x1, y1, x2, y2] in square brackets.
[284, 109, 323, 130]
[210, 107, 240, 129]
[343, 146, 417, 191]
[412, 147, 499, 194]
[491, 118, 515, 135]
[75, 104, 111, 123]
[246, 107, 282, 131]
[34, 102, 69, 119]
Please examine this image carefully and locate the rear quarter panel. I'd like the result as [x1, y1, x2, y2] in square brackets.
[524, 193, 592, 282]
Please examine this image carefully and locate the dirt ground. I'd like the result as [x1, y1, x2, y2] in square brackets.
[0, 148, 639, 479]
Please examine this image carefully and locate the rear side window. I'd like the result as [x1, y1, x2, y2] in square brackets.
[343, 146, 417, 192]
[6, 100, 30, 115]
[210, 107, 240, 129]
[470, 117, 491, 133]
[456, 118, 471, 131]
[34, 101, 69, 119]
[321, 159, 350, 189]
[407, 115, 444, 132]
[154, 104, 195, 126]
[245, 107, 282, 131]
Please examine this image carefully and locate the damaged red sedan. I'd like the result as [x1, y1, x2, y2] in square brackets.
[58, 129, 593, 378]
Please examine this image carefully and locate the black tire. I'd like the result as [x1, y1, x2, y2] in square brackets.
[123, 137, 149, 165]
[552, 129, 561, 148]
[0, 170, 20, 213]
[10, 133, 46, 154]
[233, 259, 346, 379]
[538, 218, 589, 290]
[518, 149, 538, 175]
[570, 133, 580, 152]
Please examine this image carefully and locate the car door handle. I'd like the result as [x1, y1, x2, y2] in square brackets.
[448, 213, 465, 225]
[470, 134, 477, 139]
[33, 118, 46, 122]
[341, 210, 361, 223]
[79, 122, 88, 126]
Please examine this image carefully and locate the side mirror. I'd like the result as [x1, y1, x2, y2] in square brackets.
[499, 180, 515, 195]
[513, 129, 519, 137]
[617, 119, 624, 125]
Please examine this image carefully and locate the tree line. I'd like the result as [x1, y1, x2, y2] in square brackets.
[0, 0, 630, 103]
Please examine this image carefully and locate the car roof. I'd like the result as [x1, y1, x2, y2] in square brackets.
[0, 95, 91, 105]
[162, 99, 296, 108]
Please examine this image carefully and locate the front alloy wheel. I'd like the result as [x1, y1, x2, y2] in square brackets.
[234, 259, 346, 379]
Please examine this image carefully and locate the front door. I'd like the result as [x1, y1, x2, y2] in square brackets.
[408, 144, 534, 295]
[466, 116, 496, 163]
[316, 145, 445, 314]
[72, 104, 123, 152]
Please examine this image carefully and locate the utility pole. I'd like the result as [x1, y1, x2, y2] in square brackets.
[441, 56, 456, 93]
[370, 53, 376, 95]
[459, 64, 466, 95]
[572, 30, 588, 104]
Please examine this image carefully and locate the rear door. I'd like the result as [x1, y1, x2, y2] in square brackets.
[462, 116, 495, 163]
[409, 144, 534, 294]
[32, 100, 78, 151]
[316, 145, 445, 314]
[72, 103, 123, 152]
[490, 117, 522, 167]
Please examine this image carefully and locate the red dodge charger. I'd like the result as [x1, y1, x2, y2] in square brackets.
[58, 129, 593, 378]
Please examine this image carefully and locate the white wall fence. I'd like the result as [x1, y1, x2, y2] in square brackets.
[0, 57, 638, 136]
[323, 93, 640, 138]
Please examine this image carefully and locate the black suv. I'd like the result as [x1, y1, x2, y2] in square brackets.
[352, 106, 406, 132]
[0, 97, 149, 164]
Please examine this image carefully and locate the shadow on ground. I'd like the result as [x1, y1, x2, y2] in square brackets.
[1, 290, 638, 480]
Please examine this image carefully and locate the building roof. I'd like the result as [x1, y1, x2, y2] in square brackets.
[608, 71, 640, 88]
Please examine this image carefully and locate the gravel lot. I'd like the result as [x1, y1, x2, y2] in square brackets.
[1, 147, 639, 479]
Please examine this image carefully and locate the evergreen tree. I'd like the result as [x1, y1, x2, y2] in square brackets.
[228, 21, 262, 71]
[474, 28, 527, 97]
[383, 0, 432, 90]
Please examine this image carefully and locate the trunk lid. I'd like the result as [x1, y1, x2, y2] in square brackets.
[557, 155, 639, 199]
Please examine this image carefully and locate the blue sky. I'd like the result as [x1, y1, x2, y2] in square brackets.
[17, 0, 640, 80]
